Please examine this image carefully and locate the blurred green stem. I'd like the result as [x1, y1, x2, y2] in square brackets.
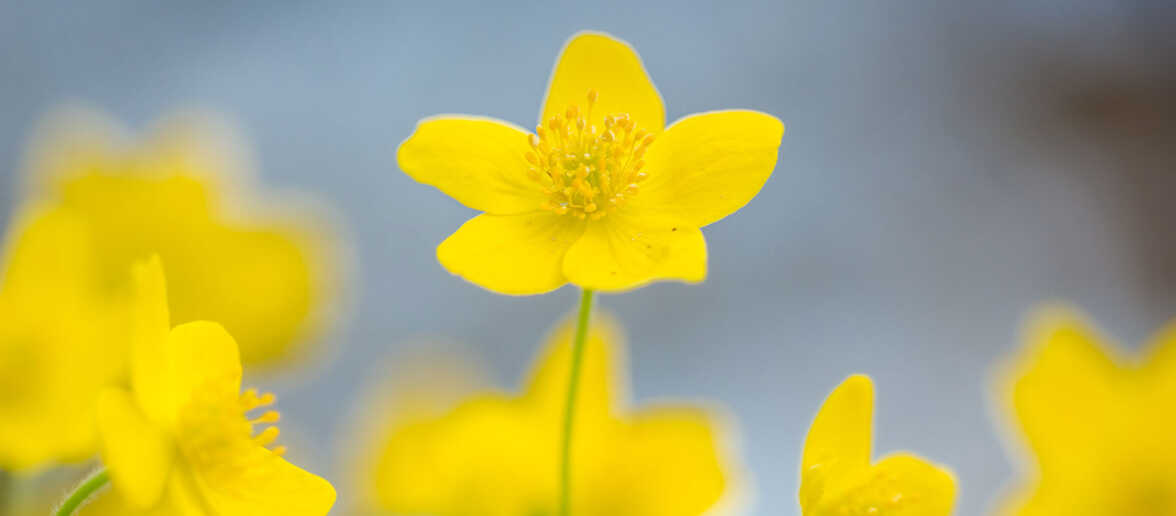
[557, 289, 594, 516]
[55, 469, 108, 516]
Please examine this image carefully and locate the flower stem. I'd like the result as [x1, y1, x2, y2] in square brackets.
[55, 469, 109, 516]
[557, 288, 594, 516]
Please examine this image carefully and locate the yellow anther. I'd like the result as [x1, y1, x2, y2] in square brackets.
[240, 388, 276, 410]
[253, 426, 280, 446]
[250, 410, 281, 424]
[524, 90, 655, 220]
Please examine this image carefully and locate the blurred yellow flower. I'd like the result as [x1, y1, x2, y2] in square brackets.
[801, 375, 955, 516]
[23, 110, 337, 366]
[997, 307, 1176, 515]
[398, 31, 784, 294]
[355, 317, 739, 516]
[0, 207, 126, 472]
[80, 257, 335, 515]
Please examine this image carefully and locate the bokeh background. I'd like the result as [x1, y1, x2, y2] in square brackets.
[3, 2, 1175, 515]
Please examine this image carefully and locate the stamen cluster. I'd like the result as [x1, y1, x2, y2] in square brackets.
[178, 382, 287, 482]
[525, 90, 655, 220]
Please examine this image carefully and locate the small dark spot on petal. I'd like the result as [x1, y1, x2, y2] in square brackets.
[671, 227, 678, 231]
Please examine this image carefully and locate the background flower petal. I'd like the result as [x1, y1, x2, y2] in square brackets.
[540, 32, 664, 133]
[801, 375, 874, 512]
[587, 406, 731, 516]
[1005, 307, 1121, 479]
[828, 453, 956, 516]
[437, 213, 584, 295]
[195, 449, 337, 516]
[163, 321, 243, 417]
[96, 388, 174, 510]
[129, 256, 174, 425]
[397, 116, 545, 215]
[523, 314, 627, 423]
[636, 110, 783, 228]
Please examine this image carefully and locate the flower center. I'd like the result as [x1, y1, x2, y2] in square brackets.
[525, 90, 654, 220]
[177, 382, 288, 482]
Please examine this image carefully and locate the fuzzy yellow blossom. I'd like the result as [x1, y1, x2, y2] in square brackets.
[80, 257, 335, 515]
[23, 110, 336, 366]
[801, 375, 956, 516]
[398, 31, 784, 294]
[355, 317, 739, 516]
[997, 307, 1176, 515]
[0, 206, 127, 472]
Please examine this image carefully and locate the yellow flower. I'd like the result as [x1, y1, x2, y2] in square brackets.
[355, 317, 740, 516]
[398, 31, 784, 294]
[83, 257, 335, 515]
[0, 206, 126, 472]
[24, 110, 337, 366]
[801, 375, 956, 516]
[996, 306, 1176, 515]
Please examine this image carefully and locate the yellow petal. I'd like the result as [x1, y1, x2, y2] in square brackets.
[163, 322, 243, 417]
[801, 375, 874, 512]
[1143, 321, 1176, 402]
[1005, 306, 1121, 477]
[129, 256, 174, 424]
[636, 110, 783, 227]
[540, 32, 665, 133]
[172, 224, 325, 366]
[369, 397, 548, 516]
[29, 110, 339, 370]
[0, 206, 95, 304]
[0, 206, 121, 471]
[523, 314, 626, 423]
[349, 354, 490, 510]
[590, 406, 731, 516]
[437, 213, 584, 295]
[816, 453, 955, 516]
[96, 388, 174, 509]
[561, 212, 706, 292]
[193, 448, 337, 516]
[79, 467, 219, 516]
[398, 116, 545, 215]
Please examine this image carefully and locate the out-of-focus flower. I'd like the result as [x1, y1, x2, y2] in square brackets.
[0, 206, 127, 472]
[398, 31, 783, 294]
[800, 375, 955, 516]
[23, 110, 338, 367]
[81, 257, 335, 515]
[354, 317, 740, 516]
[996, 307, 1176, 515]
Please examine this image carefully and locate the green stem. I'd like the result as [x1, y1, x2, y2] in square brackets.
[55, 469, 108, 516]
[557, 289, 594, 516]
